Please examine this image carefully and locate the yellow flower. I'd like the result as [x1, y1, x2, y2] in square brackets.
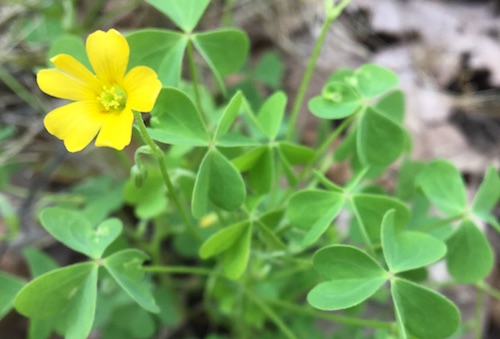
[37, 29, 162, 152]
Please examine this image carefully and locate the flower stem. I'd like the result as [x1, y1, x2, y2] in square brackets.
[186, 40, 207, 127]
[133, 110, 201, 241]
[285, 0, 352, 141]
[474, 285, 485, 339]
[477, 281, 500, 300]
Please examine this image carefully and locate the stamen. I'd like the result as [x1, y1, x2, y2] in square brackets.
[98, 85, 127, 111]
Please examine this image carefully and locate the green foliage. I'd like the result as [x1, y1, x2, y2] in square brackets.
[6, 1, 500, 338]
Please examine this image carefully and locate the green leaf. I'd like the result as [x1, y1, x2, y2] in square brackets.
[192, 150, 246, 218]
[215, 91, 243, 140]
[309, 82, 361, 120]
[15, 262, 98, 339]
[248, 147, 275, 194]
[287, 190, 345, 246]
[277, 142, 315, 165]
[124, 171, 167, 219]
[127, 29, 187, 86]
[416, 160, 467, 216]
[104, 249, 159, 313]
[199, 222, 252, 280]
[145, 0, 210, 32]
[256, 91, 287, 139]
[23, 247, 58, 278]
[150, 88, 209, 146]
[351, 194, 410, 242]
[357, 107, 405, 166]
[391, 278, 460, 339]
[192, 29, 249, 92]
[232, 146, 267, 172]
[0, 271, 25, 320]
[308, 245, 387, 311]
[221, 223, 252, 279]
[396, 158, 425, 201]
[374, 90, 405, 125]
[472, 166, 500, 218]
[352, 64, 399, 98]
[254, 52, 284, 89]
[48, 34, 90, 69]
[446, 220, 493, 283]
[200, 222, 249, 258]
[381, 210, 446, 273]
[40, 208, 122, 259]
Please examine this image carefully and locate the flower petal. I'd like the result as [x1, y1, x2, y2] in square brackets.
[44, 101, 107, 152]
[95, 107, 134, 150]
[86, 29, 129, 85]
[37, 69, 98, 101]
[51, 54, 102, 92]
[124, 66, 162, 112]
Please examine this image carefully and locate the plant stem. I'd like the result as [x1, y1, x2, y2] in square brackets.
[270, 299, 393, 330]
[474, 285, 485, 339]
[186, 40, 207, 127]
[285, 16, 334, 141]
[477, 281, 500, 300]
[143, 265, 211, 275]
[244, 290, 299, 339]
[133, 110, 201, 241]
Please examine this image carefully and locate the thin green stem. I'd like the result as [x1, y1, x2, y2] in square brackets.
[143, 265, 211, 275]
[350, 198, 375, 256]
[244, 290, 299, 339]
[286, 0, 353, 141]
[133, 110, 201, 241]
[477, 281, 500, 300]
[285, 16, 334, 141]
[474, 285, 485, 339]
[270, 299, 393, 330]
[186, 40, 207, 127]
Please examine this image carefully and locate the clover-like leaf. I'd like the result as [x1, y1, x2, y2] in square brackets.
[256, 91, 287, 139]
[0, 271, 25, 320]
[446, 219, 494, 283]
[192, 29, 249, 93]
[40, 208, 122, 259]
[381, 210, 446, 273]
[391, 278, 460, 339]
[416, 160, 467, 217]
[309, 82, 361, 120]
[308, 245, 387, 311]
[150, 88, 209, 146]
[127, 29, 187, 86]
[472, 165, 500, 219]
[352, 64, 399, 98]
[104, 249, 159, 313]
[357, 107, 405, 166]
[287, 190, 345, 247]
[199, 222, 252, 280]
[214, 91, 243, 140]
[351, 194, 410, 242]
[192, 149, 246, 218]
[15, 263, 98, 339]
[145, 0, 210, 32]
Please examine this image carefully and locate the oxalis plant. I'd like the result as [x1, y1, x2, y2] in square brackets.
[1, 0, 500, 338]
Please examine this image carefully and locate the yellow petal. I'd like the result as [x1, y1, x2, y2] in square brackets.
[37, 69, 98, 101]
[86, 29, 129, 85]
[95, 107, 134, 150]
[44, 101, 106, 152]
[51, 54, 102, 92]
[124, 66, 162, 112]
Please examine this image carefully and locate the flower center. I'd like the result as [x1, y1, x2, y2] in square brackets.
[98, 85, 127, 111]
